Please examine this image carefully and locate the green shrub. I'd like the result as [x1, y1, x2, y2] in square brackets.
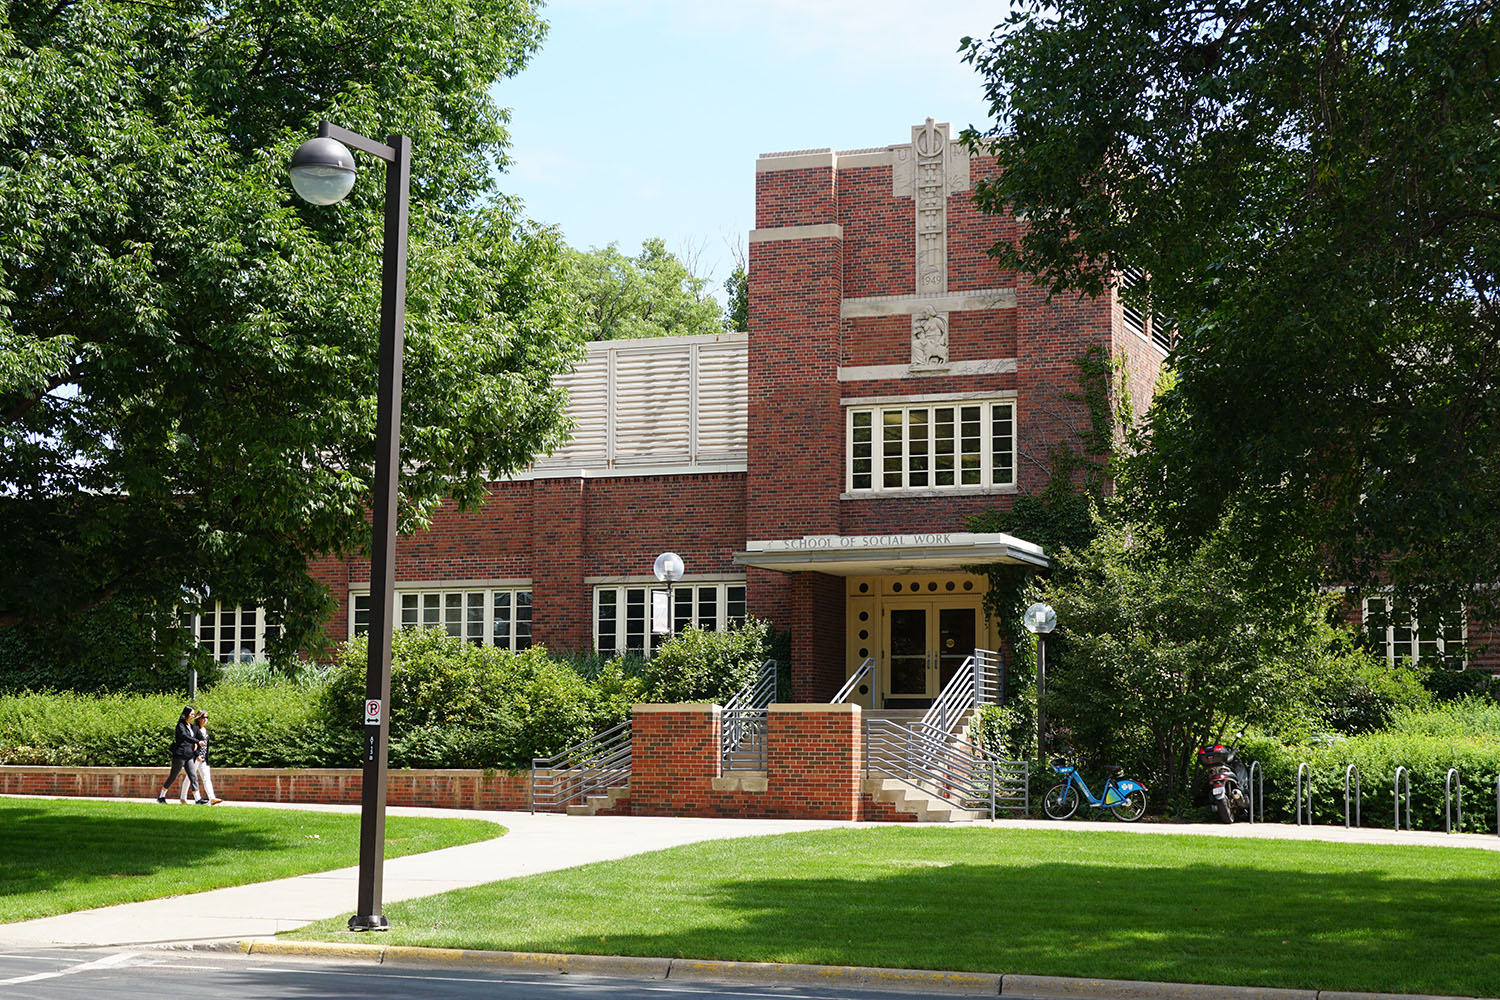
[0, 597, 200, 695]
[325, 630, 643, 766]
[0, 684, 348, 768]
[1310, 656, 1432, 735]
[972, 700, 1033, 762]
[641, 619, 771, 704]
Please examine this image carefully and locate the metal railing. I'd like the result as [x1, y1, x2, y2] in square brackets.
[1295, 762, 1312, 826]
[974, 647, 1004, 705]
[1344, 764, 1361, 829]
[1445, 768, 1462, 833]
[1394, 766, 1412, 831]
[1246, 760, 1263, 823]
[530, 720, 632, 813]
[831, 657, 874, 705]
[721, 658, 778, 771]
[864, 717, 1028, 818]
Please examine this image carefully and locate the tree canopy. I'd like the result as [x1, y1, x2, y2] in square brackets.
[0, 0, 583, 654]
[962, 0, 1500, 630]
[564, 238, 725, 341]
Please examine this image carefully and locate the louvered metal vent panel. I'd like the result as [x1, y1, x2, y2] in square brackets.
[613, 349, 692, 462]
[696, 344, 748, 459]
[541, 353, 610, 466]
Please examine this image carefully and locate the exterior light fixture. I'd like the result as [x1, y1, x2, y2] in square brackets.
[1023, 602, 1057, 763]
[289, 120, 411, 934]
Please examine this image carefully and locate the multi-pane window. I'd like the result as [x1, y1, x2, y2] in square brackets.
[186, 604, 279, 663]
[352, 587, 533, 650]
[595, 581, 748, 657]
[848, 400, 1014, 493]
[1363, 597, 1466, 667]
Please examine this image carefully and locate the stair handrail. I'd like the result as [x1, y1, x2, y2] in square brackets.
[864, 716, 1029, 818]
[832, 657, 874, 704]
[721, 658, 778, 766]
[921, 654, 976, 733]
[974, 648, 1004, 705]
[530, 719, 633, 813]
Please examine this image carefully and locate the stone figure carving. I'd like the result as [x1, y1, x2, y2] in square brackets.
[910, 308, 950, 369]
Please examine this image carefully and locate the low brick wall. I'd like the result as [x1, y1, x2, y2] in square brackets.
[0, 765, 532, 810]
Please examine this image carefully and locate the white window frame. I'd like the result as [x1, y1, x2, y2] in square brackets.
[593, 579, 748, 657]
[1362, 596, 1467, 668]
[351, 585, 533, 651]
[185, 603, 277, 663]
[845, 397, 1015, 495]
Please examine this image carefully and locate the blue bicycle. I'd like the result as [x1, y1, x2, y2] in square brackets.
[1042, 759, 1148, 821]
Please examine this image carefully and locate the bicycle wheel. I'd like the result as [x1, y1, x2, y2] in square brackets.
[1111, 789, 1147, 822]
[1043, 783, 1079, 820]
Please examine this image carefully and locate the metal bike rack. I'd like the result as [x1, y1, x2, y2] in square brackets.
[1246, 760, 1264, 824]
[1295, 762, 1312, 826]
[1495, 773, 1499, 838]
[1445, 768, 1462, 834]
[1344, 764, 1360, 829]
[1394, 766, 1412, 831]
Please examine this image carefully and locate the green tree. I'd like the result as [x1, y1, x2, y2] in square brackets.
[565, 238, 725, 341]
[1037, 516, 1377, 803]
[0, 0, 583, 654]
[723, 264, 748, 332]
[961, 1, 1500, 631]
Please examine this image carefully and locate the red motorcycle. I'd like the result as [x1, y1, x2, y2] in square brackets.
[1196, 738, 1249, 823]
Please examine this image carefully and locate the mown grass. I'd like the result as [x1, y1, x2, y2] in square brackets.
[0, 797, 503, 923]
[288, 826, 1500, 997]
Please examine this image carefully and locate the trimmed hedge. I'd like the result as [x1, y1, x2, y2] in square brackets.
[1242, 700, 1500, 833]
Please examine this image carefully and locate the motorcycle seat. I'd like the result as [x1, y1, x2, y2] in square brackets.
[1103, 764, 1123, 775]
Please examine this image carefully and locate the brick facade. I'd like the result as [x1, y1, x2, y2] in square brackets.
[302, 120, 1174, 700]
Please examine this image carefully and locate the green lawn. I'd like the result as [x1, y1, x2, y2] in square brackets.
[0, 797, 503, 923]
[288, 826, 1500, 997]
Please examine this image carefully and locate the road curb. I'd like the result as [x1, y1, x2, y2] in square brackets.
[207, 941, 1497, 1000]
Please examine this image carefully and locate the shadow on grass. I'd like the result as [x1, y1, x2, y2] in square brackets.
[376, 844, 1500, 996]
[0, 802, 286, 897]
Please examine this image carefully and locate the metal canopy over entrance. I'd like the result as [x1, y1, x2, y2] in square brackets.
[733, 531, 1047, 576]
[734, 533, 1046, 710]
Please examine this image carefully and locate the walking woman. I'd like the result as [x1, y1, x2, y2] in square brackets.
[156, 705, 201, 804]
[178, 710, 222, 805]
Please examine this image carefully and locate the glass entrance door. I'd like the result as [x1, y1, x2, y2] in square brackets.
[882, 601, 980, 705]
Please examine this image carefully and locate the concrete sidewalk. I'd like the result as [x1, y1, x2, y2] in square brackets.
[1, 795, 1497, 949]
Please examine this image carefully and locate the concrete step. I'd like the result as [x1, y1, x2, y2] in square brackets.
[863, 776, 983, 823]
[565, 783, 630, 816]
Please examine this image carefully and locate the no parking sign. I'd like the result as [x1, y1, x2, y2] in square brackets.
[364, 699, 382, 726]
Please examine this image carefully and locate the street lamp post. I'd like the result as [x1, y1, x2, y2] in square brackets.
[289, 121, 411, 933]
[1023, 602, 1056, 765]
[653, 551, 685, 640]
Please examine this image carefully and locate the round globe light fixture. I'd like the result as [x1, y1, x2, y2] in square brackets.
[1023, 602, 1057, 635]
[289, 136, 358, 205]
[653, 551, 685, 583]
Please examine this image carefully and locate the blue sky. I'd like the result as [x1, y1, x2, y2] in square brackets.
[494, 0, 1006, 306]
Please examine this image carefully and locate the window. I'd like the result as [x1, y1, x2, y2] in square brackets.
[847, 399, 1014, 493]
[1363, 597, 1466, 667]
[186, 603, 279, 663]
[594, 581, 748, 657]
[352, 587, 533, 650]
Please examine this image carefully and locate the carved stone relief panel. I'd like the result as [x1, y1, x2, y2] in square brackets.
[890, 119, 971, 370]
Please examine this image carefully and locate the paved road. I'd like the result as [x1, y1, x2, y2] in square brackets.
[0, 948, 1011, 1000]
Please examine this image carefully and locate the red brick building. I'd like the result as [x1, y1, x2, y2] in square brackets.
[301, 118, 1174, 703]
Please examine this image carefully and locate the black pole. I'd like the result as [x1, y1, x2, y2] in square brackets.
[332, 125, 410, 934]
[1035, 633, 1046, 764]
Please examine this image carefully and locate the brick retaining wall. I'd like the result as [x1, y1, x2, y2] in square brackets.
[0, 766, 532, 810]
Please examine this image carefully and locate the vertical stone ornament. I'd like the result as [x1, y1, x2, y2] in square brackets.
[892, 118, 972, 299]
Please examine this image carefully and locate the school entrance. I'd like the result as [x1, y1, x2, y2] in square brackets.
[844, 572, 990, 709]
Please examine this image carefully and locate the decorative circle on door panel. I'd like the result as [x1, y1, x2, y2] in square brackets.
[963, 581, 974, 591]
[859, 648, 869, 657]
[859, 629, 869, 640]
[859, 582, 869, 593]
[859, 611, 869, 621]
[946, 581, 956, 591]
[892, 582, 903, 592]
[928, 581, 938, 591]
